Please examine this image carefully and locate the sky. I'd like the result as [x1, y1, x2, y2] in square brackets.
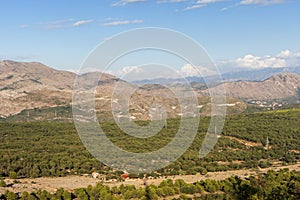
[1, 0, 300, 78]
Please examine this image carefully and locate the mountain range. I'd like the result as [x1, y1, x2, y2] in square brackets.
[1, 60, 300, 121]
[202, 73, 300, 100]
[133, 66, 300, 85]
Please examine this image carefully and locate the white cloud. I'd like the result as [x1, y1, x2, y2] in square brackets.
[178, 64, 199, 76]
[157, 0, 186, 3]
[239, 0, 286, 5]
[102, 19, 143, 26]
[46, 19, 74, 24]
[112, 0, 146, 6]
[107, 64, 216, 81]
[41, 18, 94, 29]
[108, 66, 148, 81]
[41, 19, 74, 29]
[19, 24, 29, 29]
[184, 0, 225, 10]
[104, 17, 118, 21]
[184, 4, 207, 10]
[116, 66, 144, 75]
[178, 64, 217, 76]
[72, 20, 93, 27]
[276, 50, 300, 59]
[236, 54, 286, 68]
[222, 0, 287, 10]
[196, 0, 225, 3]
[219, 50, 300, 69]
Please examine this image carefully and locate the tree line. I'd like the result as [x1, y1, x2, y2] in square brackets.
[1, 169, 300, 199]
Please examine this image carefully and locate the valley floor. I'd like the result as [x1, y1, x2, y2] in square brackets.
[2, 162, 300, 194]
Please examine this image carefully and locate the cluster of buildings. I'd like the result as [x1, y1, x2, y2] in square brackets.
[246, 99, 287, 109]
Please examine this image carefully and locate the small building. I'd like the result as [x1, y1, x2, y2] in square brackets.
[121, 174, 129, 179]
[91, 172, 105, 181]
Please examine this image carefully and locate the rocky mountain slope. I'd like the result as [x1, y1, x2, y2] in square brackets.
[205, 73, 300, 100]
[0, 60, 75, 118]
[0, 60, 270, 121]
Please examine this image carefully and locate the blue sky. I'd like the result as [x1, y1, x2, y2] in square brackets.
[1, 0, 300, 75]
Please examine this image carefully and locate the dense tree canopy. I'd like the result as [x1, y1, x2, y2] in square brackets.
[0, 109, 300, 178]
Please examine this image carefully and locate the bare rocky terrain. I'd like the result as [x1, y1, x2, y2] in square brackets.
[0, 60, 247, 121]
[0, 60, 75, 118]
[204, 73, 300, 100]
[1, 60, 300, 121]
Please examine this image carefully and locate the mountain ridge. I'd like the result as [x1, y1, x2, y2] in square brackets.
[204, 72, 300, 100]
[1, 60, 299, 120]
[0, 60, 119, 118]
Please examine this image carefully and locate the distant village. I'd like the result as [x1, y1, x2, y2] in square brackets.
[246, 99, 289, 109]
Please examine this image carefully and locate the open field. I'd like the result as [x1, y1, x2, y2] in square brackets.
[2, 162, 300, 194]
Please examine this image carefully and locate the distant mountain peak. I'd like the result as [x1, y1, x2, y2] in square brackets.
[206, 72, 300, 100]
[265, 72, 300, 82]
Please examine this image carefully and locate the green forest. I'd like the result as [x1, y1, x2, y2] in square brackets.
[0, 108, 300, 178]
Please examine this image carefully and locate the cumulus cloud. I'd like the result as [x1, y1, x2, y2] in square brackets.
[239, 0, 286, 5]
[276, 50, 300, 59]
[236, 55, 286, 68]
[112, 0, 146, 6]
[178, 64, 217, 76]
[109, 64, 216, 81]
[178, 64, 199, 76]
[108, 66, 152, 81]
[115, 66, 144, 75]
[218, 50, 300, 69]
[102, 19, 143, 26]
